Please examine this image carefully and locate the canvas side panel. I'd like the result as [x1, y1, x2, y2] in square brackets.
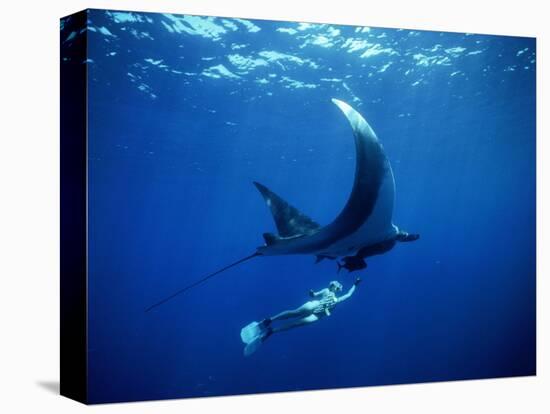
[60, 9, 88, 404]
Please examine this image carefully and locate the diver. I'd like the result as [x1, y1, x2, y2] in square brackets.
[240, 278, 361, 356]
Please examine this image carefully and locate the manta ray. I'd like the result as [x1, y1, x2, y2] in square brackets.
[146, 99, 418, 312]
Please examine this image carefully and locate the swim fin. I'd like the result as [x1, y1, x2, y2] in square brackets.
[244, 336, 264, 356]
[240, 321, 263, 344]
[241, 320, 272, 356]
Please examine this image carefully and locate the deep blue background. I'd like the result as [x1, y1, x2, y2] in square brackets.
[64, 9, 535, 403]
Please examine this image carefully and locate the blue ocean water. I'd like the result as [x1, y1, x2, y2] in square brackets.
[62, 10, 536, 403]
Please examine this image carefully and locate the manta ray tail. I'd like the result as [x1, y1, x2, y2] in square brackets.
[145, 252, 260, 312]
[253, 181, 320, 240]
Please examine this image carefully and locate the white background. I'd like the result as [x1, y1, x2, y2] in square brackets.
[0, 0, 547, 412]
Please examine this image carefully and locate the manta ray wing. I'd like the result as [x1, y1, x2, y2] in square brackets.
[257, 99, 395, 256]
[253, 181, 321, 239]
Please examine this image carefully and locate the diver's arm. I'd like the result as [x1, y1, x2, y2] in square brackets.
[309, 288, 329, 298]
[337, 278, 361, 303]
[337, 286, 355, 303]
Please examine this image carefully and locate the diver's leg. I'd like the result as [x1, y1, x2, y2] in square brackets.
[270, 301, 318, 321]
[270, 310, 301, 321]
[272, 315, 319, 334]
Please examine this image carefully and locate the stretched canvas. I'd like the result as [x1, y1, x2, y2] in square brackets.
[60, 8, 536, 404]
